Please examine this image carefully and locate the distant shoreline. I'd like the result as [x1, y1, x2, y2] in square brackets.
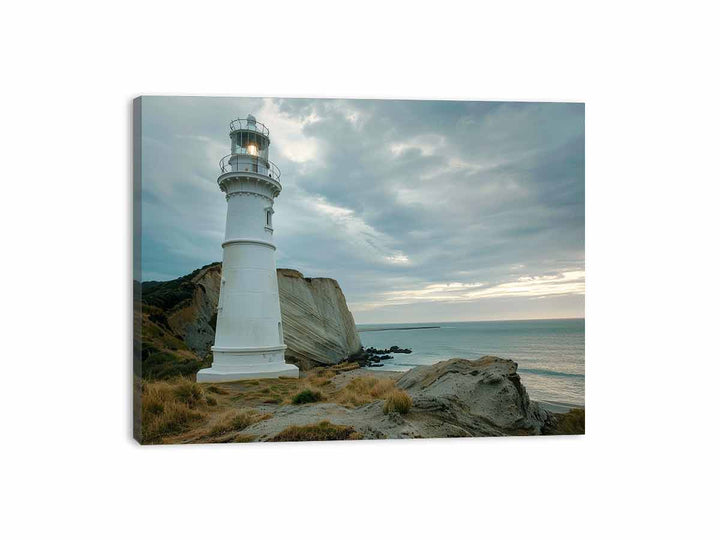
[357, 326, 441, 333]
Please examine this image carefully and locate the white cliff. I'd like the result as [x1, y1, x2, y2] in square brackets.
[277, 268, 362, 369]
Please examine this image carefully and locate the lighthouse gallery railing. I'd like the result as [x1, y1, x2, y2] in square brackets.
[229, 118, 270, 137]
[219, 154, 282, 181]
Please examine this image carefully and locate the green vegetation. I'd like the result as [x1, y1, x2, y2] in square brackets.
[142, 349, 209, 380]
[135, 300, 210, 380]
[134, 264, 220, 381]
[550, 408, 585, 435]
[291, 389, 323, 404]
[141, 262, 220, 310]
[270, 421, 362, 442]
[383, 390, 413, 414]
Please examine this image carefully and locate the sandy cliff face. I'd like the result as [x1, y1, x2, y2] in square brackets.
[277, 268, 362, 369]
[142, 264, 362, 369]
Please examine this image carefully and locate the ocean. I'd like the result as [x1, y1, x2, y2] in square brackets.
[356, 318, 585, 408]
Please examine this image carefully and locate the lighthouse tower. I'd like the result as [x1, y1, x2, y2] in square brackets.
[197, 115, 299, 381]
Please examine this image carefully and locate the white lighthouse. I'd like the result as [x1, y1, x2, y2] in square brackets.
[197, 115, 299, 382]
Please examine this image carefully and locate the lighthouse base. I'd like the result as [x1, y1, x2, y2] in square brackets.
[196, 345, 299, 382]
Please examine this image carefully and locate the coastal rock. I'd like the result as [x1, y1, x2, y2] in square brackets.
[396, 356, 551, 436]
[140, 264, 362, 369]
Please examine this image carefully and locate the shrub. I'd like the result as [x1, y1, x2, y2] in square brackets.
[172, 379, 204, 406]
[270, 421, 361, 442]
[551, 408, 585, 435]
[383, 390, 412, 415]
[291, 389, 323, 405]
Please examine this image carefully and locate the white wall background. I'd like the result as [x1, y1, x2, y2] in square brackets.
[1, 1, 718, 539]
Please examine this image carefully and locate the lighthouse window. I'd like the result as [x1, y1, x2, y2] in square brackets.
[265, 208, 273, 228]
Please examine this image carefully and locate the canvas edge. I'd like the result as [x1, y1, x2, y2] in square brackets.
[132, 97, 143, 443]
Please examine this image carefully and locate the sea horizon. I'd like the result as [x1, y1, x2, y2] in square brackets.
[356, 316, 585, 328]
[356, 318, 585, 408]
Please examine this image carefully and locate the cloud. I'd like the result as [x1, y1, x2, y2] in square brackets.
[256, 99, 321, 164]
[139, 97, 584, 322]
[380, 270, 585, 305]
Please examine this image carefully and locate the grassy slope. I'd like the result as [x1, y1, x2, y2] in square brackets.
[141, 262, 219, 310]
[134, 263, 220, 381]
[134, 301, 210, 380]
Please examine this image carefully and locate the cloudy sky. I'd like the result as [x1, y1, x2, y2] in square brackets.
[139, 97, 584, 324]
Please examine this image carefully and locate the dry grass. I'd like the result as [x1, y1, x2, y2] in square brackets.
[304, 363, 361, 387]
[206, 409, 271, 437]
[214, 364, 374, 407]
[269, 421, 362, 442]
[228, 377, 303, 405]
[172, 379, 205, 406]
[335, 376, 397, 407]
[233, 434, 258, 443]
[141, 377, 276, 443]
[141, 378, 209, 443]
[214, 372, 397, 409]
[332, 362, 361, 372]
[383, 390, 413, 415]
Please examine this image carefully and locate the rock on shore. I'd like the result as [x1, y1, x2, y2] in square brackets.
[395, 356, 551, 436]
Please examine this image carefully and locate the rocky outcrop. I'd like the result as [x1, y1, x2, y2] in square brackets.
[277, 268, 362, 369]
[395, 357, 551, 436]
[140, 264, 362, 369]
[243, 356, 554, 440]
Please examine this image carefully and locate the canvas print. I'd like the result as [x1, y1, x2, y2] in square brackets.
[133, 97, 585, 444]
